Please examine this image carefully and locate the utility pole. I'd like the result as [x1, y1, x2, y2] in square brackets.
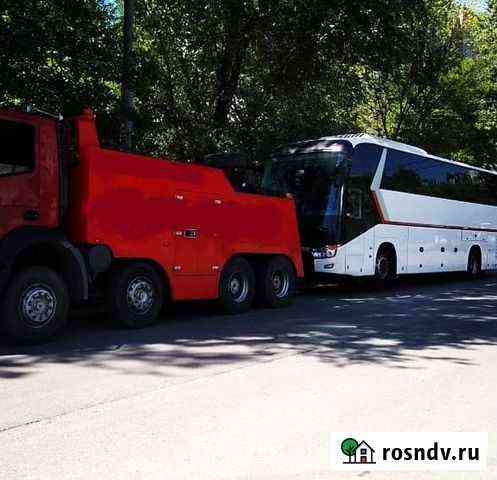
[121, 0, 135, 149]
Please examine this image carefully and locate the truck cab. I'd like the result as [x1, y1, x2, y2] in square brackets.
[0, 110, 89, 342]
[0, 111, 60, 238]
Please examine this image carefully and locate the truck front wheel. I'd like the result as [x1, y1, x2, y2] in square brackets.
[108, 262, 164, 328]
[1, 267, 69, 344]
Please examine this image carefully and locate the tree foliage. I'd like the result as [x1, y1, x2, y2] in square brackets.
[0, 0, 119, 114]
[0, 0, 495, 168]
[341, 438, 359, 458]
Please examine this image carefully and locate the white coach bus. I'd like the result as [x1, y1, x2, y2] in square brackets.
[263, 134, 497, 282]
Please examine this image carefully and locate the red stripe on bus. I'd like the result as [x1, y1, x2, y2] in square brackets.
[383, 220, 497, 233]
[371, 190, 386, 223]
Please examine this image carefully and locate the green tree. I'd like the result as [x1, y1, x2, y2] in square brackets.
[1, 0, 495, 169]
[126, 0, 428, 162]
[358, 0, 462, 140]
[0, 0, 119, 115]
[413, 3, 497, 167]
[341, 438, 359, 462]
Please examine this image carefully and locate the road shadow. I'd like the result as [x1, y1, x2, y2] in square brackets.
[1, 274, 496, 379]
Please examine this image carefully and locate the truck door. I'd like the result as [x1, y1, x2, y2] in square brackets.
[196, 194, 224, 275]
[172, 192, 199, 274]
[172, 192, 223, 275]
[0, 116, 41, 238]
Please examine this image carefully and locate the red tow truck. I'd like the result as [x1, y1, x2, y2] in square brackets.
[0, 108, 303, 343]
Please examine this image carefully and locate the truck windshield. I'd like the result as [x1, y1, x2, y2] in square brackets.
[263, 150, 349, 247]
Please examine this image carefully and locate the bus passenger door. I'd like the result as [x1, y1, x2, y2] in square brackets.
[343, 143, 384, 276]
[343, 188, 378, 276]
[343, 187, 366, 274]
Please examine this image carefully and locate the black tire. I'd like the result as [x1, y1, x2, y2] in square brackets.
[467, 249, 482, 278]
[219, 257, 255, 314]
[1, 267, 69, 344]
[108, 262, 164, 328]
[255, 256, 296, 308]
[374, 248, 395, 285]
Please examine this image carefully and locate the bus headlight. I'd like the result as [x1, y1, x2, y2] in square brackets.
[311, 246, 338, 259]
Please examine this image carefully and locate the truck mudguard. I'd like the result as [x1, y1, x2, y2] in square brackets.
[0, 227, 89, 302]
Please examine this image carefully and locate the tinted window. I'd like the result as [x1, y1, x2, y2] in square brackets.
[381, 149, 497, 206]
[381, 150, 426, 194]
[350, 143, 383, 182]
[472, 170, 497, 206]
[0, 119, 35, 176]
[263, 150, 349, 246]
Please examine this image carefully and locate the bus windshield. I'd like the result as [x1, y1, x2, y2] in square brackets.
[263, 150, 349, 247]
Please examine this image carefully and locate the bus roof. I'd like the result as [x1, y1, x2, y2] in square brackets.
[318, 133, 429, 155]
[279, 133, 497, 177]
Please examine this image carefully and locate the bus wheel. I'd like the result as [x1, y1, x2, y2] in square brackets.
[467, 249, 482, 278]
[219, 257, 255, 314]
[256, 256, 296, 308]
[1, 267, 69, 344]
[375, 248, 395, 284]
[108, 262, 164, 328]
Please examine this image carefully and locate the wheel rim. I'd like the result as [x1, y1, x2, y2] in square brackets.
[228, 273, 249, 303]
[127, 277, 155, 315]
[19, 284, 57, 327]
[272, 270, 290, 298]
[376, 256, 389, 280]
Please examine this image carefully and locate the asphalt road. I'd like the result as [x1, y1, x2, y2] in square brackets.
[1, 274, 496, 480]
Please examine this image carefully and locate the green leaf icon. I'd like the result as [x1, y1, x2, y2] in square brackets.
[341, 438, 359, 458]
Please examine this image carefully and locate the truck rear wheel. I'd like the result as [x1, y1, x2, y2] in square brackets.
[108, 262, 164, 328]
[256, 256, 296, 308]
[219, 257, 255, 314]
[1, 267, 69, 344]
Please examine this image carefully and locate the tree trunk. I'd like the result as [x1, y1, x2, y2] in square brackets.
[214, 1, 253, 128]
[121, 0, 135, 149]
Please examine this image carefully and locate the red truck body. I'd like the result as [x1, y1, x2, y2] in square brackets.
[69, 111, 303, 301]
[0, 108, 303, 342]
